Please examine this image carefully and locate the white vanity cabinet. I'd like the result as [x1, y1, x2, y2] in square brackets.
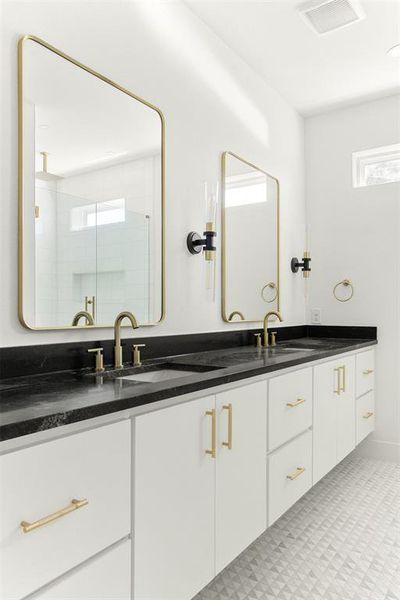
[133, 395, 216, 600]
[0, 344, 376, 600]
[0, 420, 131, 600]
[215, 382, 267, 572]
[32, 540, 131, 600]
[356, 349, 376, 443]
[134, 380, 267, 600]
[268, 430, 313, 525]
[313, 355, 356, 484]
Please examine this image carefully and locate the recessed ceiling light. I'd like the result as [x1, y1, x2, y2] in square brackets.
[387, 44, 400, 58]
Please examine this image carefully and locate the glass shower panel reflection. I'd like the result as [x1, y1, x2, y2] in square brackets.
[34, 186, 97, 327]
[96, 205, 150, 325]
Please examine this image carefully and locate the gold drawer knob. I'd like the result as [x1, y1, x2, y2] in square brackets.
[286, 398, 306, 408]
[287, 467, 305, 481]
[21, 498, 88, 533]
[363, 369, 374, 375]
[363, 411, 374, 419]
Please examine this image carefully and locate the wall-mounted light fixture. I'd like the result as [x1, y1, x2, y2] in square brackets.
[291, 225, 312, 278]
[291, 252, 311, 277]
[186, 226, 216, 260]
[186, 182, 218, 297]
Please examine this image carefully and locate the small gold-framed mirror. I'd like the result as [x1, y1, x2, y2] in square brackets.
[18, 35, 165, 330]
[221, 151, 280, 323]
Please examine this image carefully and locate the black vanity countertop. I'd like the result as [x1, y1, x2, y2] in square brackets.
[0, 337, 376, 442]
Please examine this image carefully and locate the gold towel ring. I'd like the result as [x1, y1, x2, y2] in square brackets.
[333, 279, 354, 302]
[261, 282, 278, 303]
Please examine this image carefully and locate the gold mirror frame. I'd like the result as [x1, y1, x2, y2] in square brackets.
[221, 151, 280, 323]
[18, 35, 165, 330]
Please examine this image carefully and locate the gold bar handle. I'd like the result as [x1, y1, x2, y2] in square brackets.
[286, 398, 306, 408]
[334, 368, 341, 395]
[340, 365, 346, 392]
[222, 404, 233, 449]
[363, 411, 374, 419]
[205, 409, 216, 458]
[21, 498, 88, 534]
[287, 467, 305, 481]
[363, 369, 374, 375]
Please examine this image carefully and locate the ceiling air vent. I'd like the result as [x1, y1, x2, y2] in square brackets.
[298, 0, 365, 35]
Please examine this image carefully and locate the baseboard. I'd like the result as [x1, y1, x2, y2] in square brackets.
[354, 437, 400, 463]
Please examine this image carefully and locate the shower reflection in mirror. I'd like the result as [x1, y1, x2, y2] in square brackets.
[19, 36, 164, 330]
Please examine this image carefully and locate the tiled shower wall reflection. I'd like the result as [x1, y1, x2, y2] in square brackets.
[34, 154, 160, 327]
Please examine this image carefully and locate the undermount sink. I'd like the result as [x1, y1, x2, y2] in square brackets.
[277, 346, 315, 352]
[120, 368, 199, 384]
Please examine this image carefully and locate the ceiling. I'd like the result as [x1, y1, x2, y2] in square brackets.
[24, 38, 161, 177]
[186, 0, 400, 115]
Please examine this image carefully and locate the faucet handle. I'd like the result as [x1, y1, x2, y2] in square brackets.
[132, 344, 146, 368]
[254, 333, 262, 349]
[270, 332, 277, 347]
[88, 348, 104, 372]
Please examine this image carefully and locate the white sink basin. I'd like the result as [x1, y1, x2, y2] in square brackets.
[119, 369, 198, 384]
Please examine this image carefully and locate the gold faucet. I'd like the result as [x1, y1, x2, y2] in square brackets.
[263, 310, 283, 347]
[71, 310, 94, 326]
[114, 311, 139, 369]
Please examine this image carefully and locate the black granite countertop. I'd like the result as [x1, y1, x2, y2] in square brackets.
[0, 337, 376, 442]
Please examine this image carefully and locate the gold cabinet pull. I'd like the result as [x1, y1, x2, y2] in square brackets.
[340, 365, 346, 393]
[334, 368, 341, 395]
[287, 467, 305, 481]
[363, 369, 374, 375]
[363, 411, 374, 419]
[286, 398, 305, 408]
[222, 404, 233, 449]
[20, 498, 88, 534]
[205, 409, 216, 458]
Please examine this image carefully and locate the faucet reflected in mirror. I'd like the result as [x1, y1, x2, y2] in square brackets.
[263, 310, 283, 347]
[71, 310, 95, 326]
[228, 310, 245, 321]
[114, 311, 140, 369]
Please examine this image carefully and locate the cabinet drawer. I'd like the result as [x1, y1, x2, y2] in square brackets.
[32, 540, 131, 600]
[356, 391, 375, 444]
[268, 430, 312, 526]
[356, 349, 375, 398]
[0, 420, 131, 600]
[268, 368, 312, 450]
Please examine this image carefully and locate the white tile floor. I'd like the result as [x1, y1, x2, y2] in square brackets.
[195, 455, 400, 600]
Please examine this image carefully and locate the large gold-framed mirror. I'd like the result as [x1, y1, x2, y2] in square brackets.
[222, 151, 280, 323]
[18, 35, 165, 330]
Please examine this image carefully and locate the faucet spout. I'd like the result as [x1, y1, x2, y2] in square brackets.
[114, 311, 139, 369]
[71, 310, 94, 326]
[263, 310, 283, 347]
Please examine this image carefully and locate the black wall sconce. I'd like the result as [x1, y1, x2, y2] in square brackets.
[187, 224, 216, 261]
[291, 251, 311, 278]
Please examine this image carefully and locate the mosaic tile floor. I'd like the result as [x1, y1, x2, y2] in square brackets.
[195, 455, 400, 600]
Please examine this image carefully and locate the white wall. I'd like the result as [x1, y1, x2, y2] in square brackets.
[0, 0, 306, 347]
[305, 94, 400, 461]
